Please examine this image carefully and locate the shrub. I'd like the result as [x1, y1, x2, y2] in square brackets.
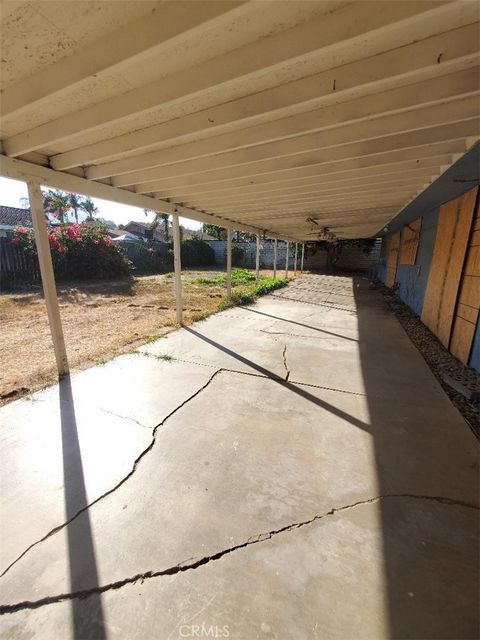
[120, 244, 173, 273]
[232, 244, 245, 266]
[11, 223, 132, 280]
[180, 238, 215, 267]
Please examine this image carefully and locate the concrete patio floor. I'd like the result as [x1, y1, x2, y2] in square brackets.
[0, 274, 478, 640]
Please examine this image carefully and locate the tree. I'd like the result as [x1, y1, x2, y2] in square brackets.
[67, 192, 83, 223]
[201, 223, 257, 242]
[159, 213, 170, 240]
[202, 223, 226, 240]
[43, 189, 71, 224]
[82, 197, 99, 220]
[309, 238, 376, 272]
[144, 209, 171, 240]
[21, 189, 97, 224]
[235, 230, 257, 242]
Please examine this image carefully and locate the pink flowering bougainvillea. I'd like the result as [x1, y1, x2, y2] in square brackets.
[11, 223, 131, 279]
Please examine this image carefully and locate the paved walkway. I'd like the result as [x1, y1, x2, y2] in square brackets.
[0, 275, 478, 640]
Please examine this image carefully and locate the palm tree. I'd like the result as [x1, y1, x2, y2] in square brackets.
[43, 189, 71, 224]
[160, 213, 170, 240]
[67, 192, 83, 223]
[144, 209, 170, 240]
[82, 197, 98, 220]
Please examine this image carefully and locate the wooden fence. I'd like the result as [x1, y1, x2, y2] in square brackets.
[0, 237, 40, 287]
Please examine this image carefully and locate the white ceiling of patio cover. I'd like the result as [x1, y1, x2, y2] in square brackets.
[0, 0, 479, 239]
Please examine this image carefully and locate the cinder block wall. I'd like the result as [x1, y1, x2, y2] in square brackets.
[207, 240, 381, 271]
[206, 241, 295, 268]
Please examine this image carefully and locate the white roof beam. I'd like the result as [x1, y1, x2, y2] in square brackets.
[212, 191, 416, 217]
[139, 140, 467, 193]
[152, 154, 455, 198]
[0, 1, 246, 118]
[378, 134, 479, 229]
[271, 212, 394, 226]
[51, 25, 480, 171]
[166, 163, 448, 202]
[255, 206, 397, 222]
[127, 119, 479, 189]
[109, 95, 479, 187]
[185, 176, 434, 209]
[87, 77, 480, 180]
[4, 1, 476, 157]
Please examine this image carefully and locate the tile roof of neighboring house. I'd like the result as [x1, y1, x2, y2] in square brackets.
[0, 206, 32, 227]
[124, 220, 169, 242]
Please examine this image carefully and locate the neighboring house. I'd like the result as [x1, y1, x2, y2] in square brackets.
[0, 206, 32, 237]
[107, 228, 143, 243]
[122, 220, 215, 242]
[123, 220, 168, 243]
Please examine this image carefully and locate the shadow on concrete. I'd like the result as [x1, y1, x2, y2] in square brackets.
[351, 276, 479, 639]
[184, 326, 371, 433]
[59, 377, 106, 640]
[241, 307, 358, 342]
[190, 276, 479, 638]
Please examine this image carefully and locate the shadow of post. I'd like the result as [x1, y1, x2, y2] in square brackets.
[352, 276, 479, 639]
[59, 376, 106, 640]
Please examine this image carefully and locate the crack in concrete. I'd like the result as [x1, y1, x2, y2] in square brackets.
[0, 369, 223, 579]
[146, 358, 436, 406]
[138, 351, 366, 397]
[282, 345, 290, 381]
[1, 494, 477, 614]
[99, 408, 151, 430]
[260, 329, 339, 340]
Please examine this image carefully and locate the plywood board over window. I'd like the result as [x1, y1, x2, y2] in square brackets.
[400, 218, 421, 264]
[421, 187, 478, 347]
[385, 231, 400, 288]
[450, 192, 480, 364]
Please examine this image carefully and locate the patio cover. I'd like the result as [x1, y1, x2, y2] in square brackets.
[0, 0, 479, 241]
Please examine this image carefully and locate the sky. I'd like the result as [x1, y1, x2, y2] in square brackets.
[0, 176, 202, 230]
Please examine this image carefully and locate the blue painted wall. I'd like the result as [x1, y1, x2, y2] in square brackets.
[469, 320, 480, 372]
[395, 207, 439, 316]
[373, 144, 480, 371]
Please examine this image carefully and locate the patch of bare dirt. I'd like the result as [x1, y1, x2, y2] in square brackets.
[0, 270, 242, 404]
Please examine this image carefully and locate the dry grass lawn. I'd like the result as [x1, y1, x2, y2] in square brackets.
[0, 269, 282, 404]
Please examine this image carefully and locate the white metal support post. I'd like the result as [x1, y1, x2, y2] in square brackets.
[294, 243, 298, 275]
[301, 243, 305, 272]
[172, 212, 183, 325]
[273, 238, 278, 278]
[285, 241, 289, 278]
[28, 182, 69, 375]
[226, 227, 232, 300]
[255, 234, 260, 280]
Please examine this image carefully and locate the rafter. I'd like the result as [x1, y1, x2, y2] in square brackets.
[49, 26, 479, 171]
[125, 120, 479, 189]
[0, 1, 246, 118]
[3, 1, 476, 157]
[87, 82, 480, 180]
